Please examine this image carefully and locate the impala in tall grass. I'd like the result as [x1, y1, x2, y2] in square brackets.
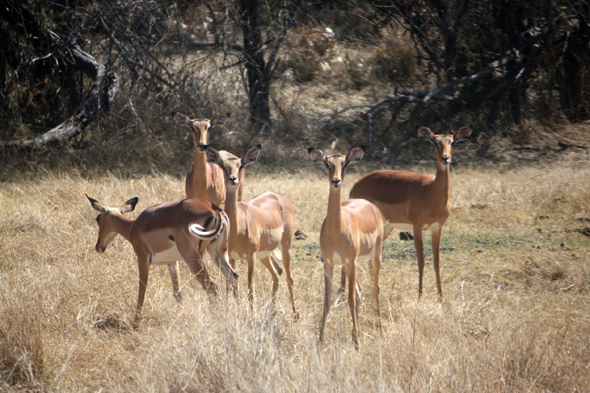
[309, 146, 383, 349]
[86, 195, 236, 327]
[206, 145, 298, 318]
[349, 125, 472, 299]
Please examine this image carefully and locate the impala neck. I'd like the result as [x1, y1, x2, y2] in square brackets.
[224, 185, 241, 238]
[194, 150, 211, 188]
[112, 214, 135, 243]
[433, 160, 451, 209]
[325, 185, 343, 236]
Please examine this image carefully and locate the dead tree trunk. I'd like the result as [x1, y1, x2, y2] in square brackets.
[239, 0, 272, 133]
[2, 37, 118, 149]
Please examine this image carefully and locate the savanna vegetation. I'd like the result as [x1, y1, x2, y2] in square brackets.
[1, 0, 590, 391]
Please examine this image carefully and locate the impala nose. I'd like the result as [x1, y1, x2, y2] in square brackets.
[441, 155, 450, 164]
[332, 179, 342, 188]
[229, 177, 239, 186]
[198, 144, 207, 152]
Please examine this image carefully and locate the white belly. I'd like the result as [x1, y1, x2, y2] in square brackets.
[151, 245, 183, 264]
[356, 254, 371, 262]
[331, 252, 352, 266]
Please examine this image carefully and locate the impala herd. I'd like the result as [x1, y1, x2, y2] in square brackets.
[87, 111, 472, 348]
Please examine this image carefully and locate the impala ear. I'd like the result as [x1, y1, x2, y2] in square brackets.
[345, 146, 365, 164]
[453, 124, 473, 143]
[120, 197, 138, 214]
[417, 126, 436, 145]
[241, 144, 261, 167]
[172, 112, 192, 126]
[86, 194, 109, 214]
[205, 145, 223, 166]
[308, 148, 325, 163]
[210, 113, 230, 127]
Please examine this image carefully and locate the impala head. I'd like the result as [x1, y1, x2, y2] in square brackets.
[173, 112, 230, 152]
[206, 145, 262, 189]
[86, 195, 138, 253]
[417, 125, 473, 165]
[309, 146, 365, 189]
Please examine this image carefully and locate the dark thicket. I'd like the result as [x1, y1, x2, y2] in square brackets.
[0, 0, 588, 170]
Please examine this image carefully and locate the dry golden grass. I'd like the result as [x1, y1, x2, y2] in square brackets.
[2, 152, 590, 392]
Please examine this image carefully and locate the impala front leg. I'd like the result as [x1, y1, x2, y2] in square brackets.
[431, 227, 444, 299]
[134, 256, 150, 329]
[347, 259, 360, 349]
[247, 252, 257, 308]
[413, 224, 425, 298]
[319, 260, 334, 345]
[227, 258, 238, 297]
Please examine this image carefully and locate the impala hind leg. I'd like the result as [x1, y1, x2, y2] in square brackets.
[431, 227, 444, 299]
[168, 261, 182, 302]
[270, 255, 283, 276]
[413, 225, 426, 298]
[319, 261, 334, 345]
[260, 256, 280, 307]
[280, 244, 298, 319]
[371, 244, 383, 329]
[337, 268, 346, 295]
[207, 241, 238, 297]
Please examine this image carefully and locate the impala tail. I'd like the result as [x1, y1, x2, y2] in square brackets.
[188, 211, 226, 240]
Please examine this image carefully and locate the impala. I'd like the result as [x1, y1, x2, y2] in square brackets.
[309, 146, 383, 349]
[173, 112, 245, 206]
[86, 195, 236, 327]
[205, 145, 298, 317]
[349, 125, 473, 299]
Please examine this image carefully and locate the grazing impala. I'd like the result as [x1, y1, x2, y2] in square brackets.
[349, 125, 473, 299]
[205, 145, 298, 318]
[309, 146, 383, 349]
[86, 195, 236, 327]
[173, 112, 245, 205]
